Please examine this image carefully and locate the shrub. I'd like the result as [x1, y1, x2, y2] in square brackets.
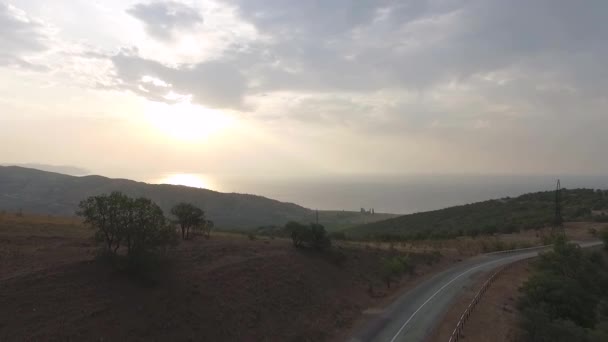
[518, 236, 608, 341]
[286, 221, 311, 248]
[78, 192, 177, 274]
[285, 222, 331, 250]
[310, 223, 331, 250]
[381, 257, 403, 289]
[381, 255, 415, 288]
[170, 203, 206, 240]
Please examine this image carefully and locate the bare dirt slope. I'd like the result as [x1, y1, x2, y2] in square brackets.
[0, 213, 451, 341]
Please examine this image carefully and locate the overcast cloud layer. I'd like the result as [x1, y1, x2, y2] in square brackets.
[1, 0, 607, 183]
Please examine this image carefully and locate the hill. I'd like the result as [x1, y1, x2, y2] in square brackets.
[0, 166, 395, 230]
[0, 213, 450, 341]
[346, 188, 608, 240]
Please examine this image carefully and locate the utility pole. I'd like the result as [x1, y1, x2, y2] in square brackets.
[553, 179, 564, 236]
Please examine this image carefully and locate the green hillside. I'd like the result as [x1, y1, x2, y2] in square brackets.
[345, 188, 608, 240]
[0, 166, 395, 230]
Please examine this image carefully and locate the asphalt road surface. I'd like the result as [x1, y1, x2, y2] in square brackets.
[350, 241, 603, 342]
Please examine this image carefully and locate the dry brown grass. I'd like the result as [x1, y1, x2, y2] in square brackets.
[0, 212, 456, 342]
[346, 221, 606, 257]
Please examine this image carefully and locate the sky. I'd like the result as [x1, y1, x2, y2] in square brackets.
[1, 0, 607, 192]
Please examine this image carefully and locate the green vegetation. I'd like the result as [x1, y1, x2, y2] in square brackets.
[285, 221, 332, 250]
[347, 189, 608, 241]
[381, 255, 415, 288]
[170, 202, 210, 240]
[518, 237, 608, 341]
[78, 192, 177, 274]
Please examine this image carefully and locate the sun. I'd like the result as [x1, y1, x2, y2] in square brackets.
[159, 173, 214, 189]
[145, 101, 233, 141]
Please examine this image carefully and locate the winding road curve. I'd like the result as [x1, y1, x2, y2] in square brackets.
[350, 241, 603, 342]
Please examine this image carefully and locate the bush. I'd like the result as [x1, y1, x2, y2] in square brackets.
[518, 237, 608, 341]
[285, 221, 331, 250]
[310, 223, 331, 250]
[170, 203, 206, 240]
[381, 255, 415, 288]
[78, 192, 177, 274]
[286, 221, 311, 248]
[520, 308, 588, 342]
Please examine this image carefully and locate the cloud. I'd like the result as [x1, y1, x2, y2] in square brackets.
[236, 0, 608, 94]
[223, 1, 607, 122]
[108, 49, 247, 109]
[4, 0, 608, 175]
[0, 3, 52, 70]
[127, 1, 203, 41]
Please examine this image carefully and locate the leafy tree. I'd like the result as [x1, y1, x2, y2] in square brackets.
[203, 219, 214, 239]
[381, 257, 403, 289]
[285, 222, 331, 250]
[310, 223, 331, 250]
[520, 308, 588, 342]
[171, 202, 205, 240]
[78, 192, 129, 253]
[127, 197, 176, 256]
[78, 192, 177, 260]
[285, 221, 310, 247]
[518, 236, 608, 341]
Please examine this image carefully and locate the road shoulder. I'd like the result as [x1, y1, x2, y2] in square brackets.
[426, 259, 531, 342]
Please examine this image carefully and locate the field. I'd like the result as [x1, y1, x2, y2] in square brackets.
[0, 212, 453, 341]
[344, 221, 604, 257]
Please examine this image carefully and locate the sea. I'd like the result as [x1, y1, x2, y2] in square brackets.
[212, 174, 608, 214]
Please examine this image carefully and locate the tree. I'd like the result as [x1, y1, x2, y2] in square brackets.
[285, 221, 310, 247]
[171, 203, 205, 240]
[284, 222, 331, 250]
[77, 192, 177, 259]
[381, 257, 404, 289]
[78, 192, 129, 253]
[518, 236, 608, 341]
[127, 197, 175, 257]
[203, 219, 214, 239]
[310, 223, 331, 250]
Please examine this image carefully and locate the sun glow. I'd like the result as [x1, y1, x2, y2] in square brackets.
[159, 173, 214, 190]
[145, 101, 233, 141]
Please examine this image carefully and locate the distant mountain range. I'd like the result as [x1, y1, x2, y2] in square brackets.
[0, 166, 395, 230]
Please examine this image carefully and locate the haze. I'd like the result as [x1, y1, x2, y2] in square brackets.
[1, 0, 607, 207]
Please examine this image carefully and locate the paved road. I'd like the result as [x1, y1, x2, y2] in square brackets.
[350, 241, 603, 342]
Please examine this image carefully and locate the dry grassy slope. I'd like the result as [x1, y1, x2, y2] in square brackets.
[0, 213, 449, 342]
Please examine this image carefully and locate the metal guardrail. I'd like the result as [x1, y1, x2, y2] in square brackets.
[447, 259, 525, 342]
[447, 241, 602, 341]
[483, 244, 551, 256]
